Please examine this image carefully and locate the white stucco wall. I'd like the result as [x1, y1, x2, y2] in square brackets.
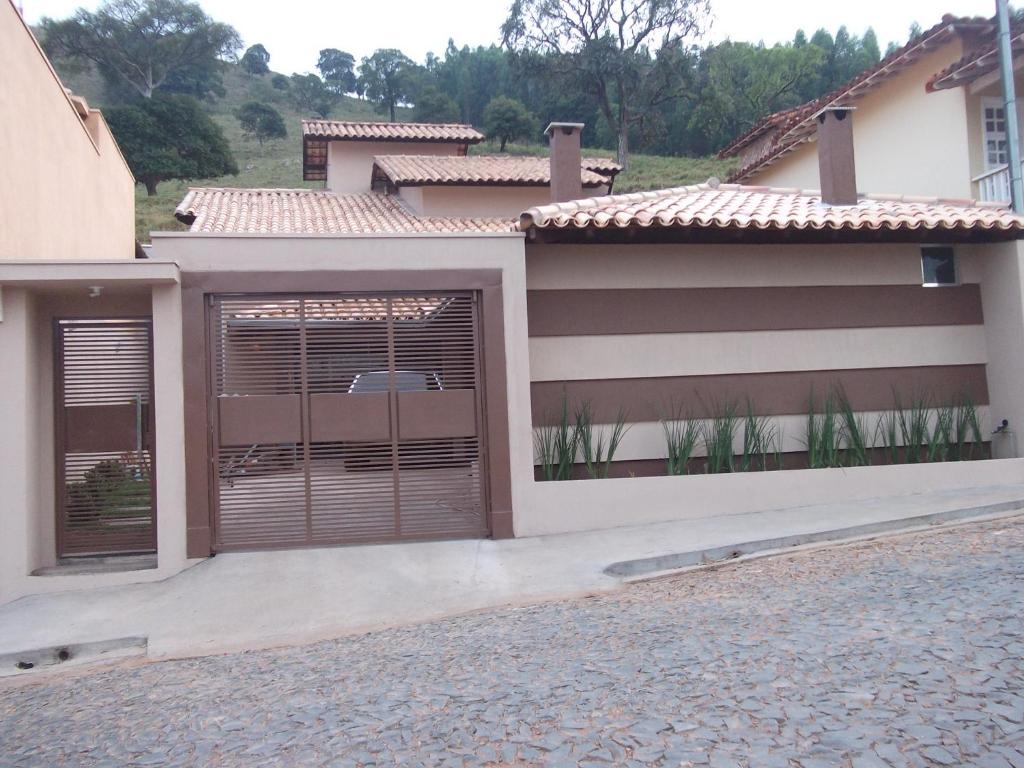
[326, 141, 466, 193]
[399, 185, 611, 218]
[0, 0, 135, 261]
[750, 44, 972, 199]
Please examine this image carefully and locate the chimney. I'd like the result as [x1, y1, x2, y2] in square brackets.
[545, 122, 584, 203]
[816, 106, 858, 206]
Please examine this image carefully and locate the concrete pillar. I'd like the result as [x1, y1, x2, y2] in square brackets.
[151, 283, 189, 571]
[979, 239, 1024, 458]
[545, 122, 584, 203]
[0, 288, 37, 602]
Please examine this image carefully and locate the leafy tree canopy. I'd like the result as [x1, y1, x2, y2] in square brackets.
[41, 0, 241, 99]
[289, 73, 339, 118]
[236, 101, 287, 144]
[105, 93, 237, 195]
[318, 48, 358, 94]
[483, 96, 536, 151]
[240, 43, 270, 76]
[413, 86, 460, 123]
[271, 73, 290, 90]
[502, 0, 710, 168]
[359, 48, 416, 121]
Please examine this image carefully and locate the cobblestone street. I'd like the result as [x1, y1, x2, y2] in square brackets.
[2, 517, 1023, 767]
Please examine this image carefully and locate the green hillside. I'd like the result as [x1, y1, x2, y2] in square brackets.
[62, 64, 736, 241]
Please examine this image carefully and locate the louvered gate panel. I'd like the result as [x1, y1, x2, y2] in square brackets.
[213, 298, 307, 549]
[306, 297, 396, 543]
[56, 319, 155, 556]
[210, 292, 488, 551]
[393, 296, 485, 538]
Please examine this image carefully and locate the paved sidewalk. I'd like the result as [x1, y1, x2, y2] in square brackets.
[2, 483, 1024, 667]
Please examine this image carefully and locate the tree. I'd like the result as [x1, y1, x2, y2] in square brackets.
[289, 73, 339, 117]
[40, 0, 241, 99]
[413, 86, 460, 123]
[271, 73, 290, 90]
[236, 101, 287, 144]
[317, 48, 357, 94]
[359, 48, 416, 121]
[483, 96, 535, 151]
[502, 0, 709, 168]
[240, 43, 270, 76]
[105, 93, 237, 195]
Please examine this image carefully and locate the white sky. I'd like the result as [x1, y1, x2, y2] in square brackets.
[20, 0, 999, 76]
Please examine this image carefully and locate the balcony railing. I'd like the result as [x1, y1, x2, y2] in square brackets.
[974, 164, 1016, 202]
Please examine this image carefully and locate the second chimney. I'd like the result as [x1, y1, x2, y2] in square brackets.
[546, 122, 584, 203]
[816, 106, 858, 206]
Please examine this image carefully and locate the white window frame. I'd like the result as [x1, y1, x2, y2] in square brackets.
[982, 97, 1009, 169]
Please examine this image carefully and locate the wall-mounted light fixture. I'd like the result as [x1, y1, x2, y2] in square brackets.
[87, 286, 103, 298]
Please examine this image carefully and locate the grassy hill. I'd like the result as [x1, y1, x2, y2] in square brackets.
[60, 64, 736, 241]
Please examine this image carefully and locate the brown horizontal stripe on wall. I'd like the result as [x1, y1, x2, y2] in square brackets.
[534, 446, 992, 480]
[526, 285, 983, 337]
[530, 365, 989, 425]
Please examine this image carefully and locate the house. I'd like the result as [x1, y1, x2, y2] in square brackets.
[718, 14, 1024, 204]
[0, 0, 135, 260]
[4, 0, 1024, 605]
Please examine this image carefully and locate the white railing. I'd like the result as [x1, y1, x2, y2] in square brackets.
[973, 164, 1015, 202]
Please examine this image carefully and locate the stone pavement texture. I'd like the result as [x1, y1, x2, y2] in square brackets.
[2, 518, 1023, 767]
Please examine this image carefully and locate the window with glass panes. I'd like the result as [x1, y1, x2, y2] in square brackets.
[983, 99, 1008, 168]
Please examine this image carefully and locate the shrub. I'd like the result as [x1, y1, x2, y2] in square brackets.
[661, 405, 701, 476]
[534, 392, 579, 481]
[703, 401, 738, 474]
[575, 402, 630, 479]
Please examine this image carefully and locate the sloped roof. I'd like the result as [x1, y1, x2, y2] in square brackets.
[718, 15, 993, 182]
[518, 182, 1024, 241]
[372, 155, 619, 188]
[174, 188, 511, 234]
[928, 17, 1024, 90]
[302, 120, 484, 143]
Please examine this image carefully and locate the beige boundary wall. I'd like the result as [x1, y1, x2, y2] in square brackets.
[517, 238, 1024, 536]
[517, 458, 1024, 536]
[399, 184, 612, 219]
[0, 0, 135, 261]
[0, 263, 187, 604]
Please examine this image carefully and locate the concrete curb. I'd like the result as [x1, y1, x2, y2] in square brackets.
[0, 636, 147, 679]
[605, 498, 1024, 579]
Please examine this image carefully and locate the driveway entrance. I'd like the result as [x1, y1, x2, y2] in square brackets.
[208, 293, 488, 550]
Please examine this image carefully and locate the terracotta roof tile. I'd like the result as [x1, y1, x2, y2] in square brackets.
[518, 182, 1024, 237]
[372, 155, 618, 187]
[928, 17, 1024, 90]
[174, 188, 512, 234]
[718, 15, 993, 182]
[301, 120, 484, 143]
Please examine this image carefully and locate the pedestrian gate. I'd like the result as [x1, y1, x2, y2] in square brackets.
[55, 319, 156, 557]
[209, 293, 487, 550]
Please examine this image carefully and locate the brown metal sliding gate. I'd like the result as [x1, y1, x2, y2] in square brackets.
[55, 319, 156, 557]
[209, 293, 487, 550]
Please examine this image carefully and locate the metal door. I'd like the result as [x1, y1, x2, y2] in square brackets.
[209, 293, 487, 550]
[55, 319, 156, 557]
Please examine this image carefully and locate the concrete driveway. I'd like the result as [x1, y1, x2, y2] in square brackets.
[2, 483, 1024, 666]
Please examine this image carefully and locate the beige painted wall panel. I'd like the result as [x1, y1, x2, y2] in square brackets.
[526, 243, 930, 289]
[0, 1, 135, 261]
[529, 325, 987, 382]
[516, 457, 1024, 536]
[327, 141, 465, 193]
[751, 45, 973, 199]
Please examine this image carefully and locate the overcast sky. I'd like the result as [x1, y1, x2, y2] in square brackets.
[20, 0, 999, 76]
